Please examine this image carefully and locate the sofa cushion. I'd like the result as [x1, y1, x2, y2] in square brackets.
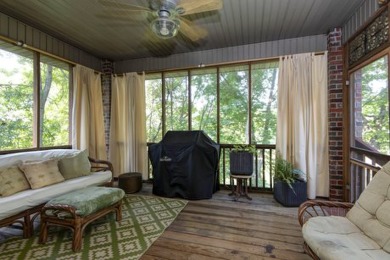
[346, 160, 390, 253]
[0, 166, 30, 196]
[58, 150, 91, 180]
[19, 159, 65, 189]
[303, 216, 383, 260]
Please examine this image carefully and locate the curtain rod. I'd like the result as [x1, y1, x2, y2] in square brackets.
[0, 35, 102, 74]
[136, 51, 326, 74]
[113, 72, 144, 77]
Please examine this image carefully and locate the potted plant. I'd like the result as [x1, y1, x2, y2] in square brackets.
[273, 156, 307, 207]
[229, 144, 256, 175]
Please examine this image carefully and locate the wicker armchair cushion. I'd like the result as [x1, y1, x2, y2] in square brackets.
[301, 161, 390, 259]
[303, 216, 386, 259]
[346, 161, 390, 252]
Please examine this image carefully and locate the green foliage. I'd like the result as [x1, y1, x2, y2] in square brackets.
[145, 62, 278, 146]
[0, 48, 69, 150]
[191, 69, 217, 141]
[231, 144, 257, 154]
[40, 63, 69, 146]
[145, 75, 162, 142]
[165, 72, 188, 131]
[273, 156, 305, 193]
[358, 56, 389, 154]
[219, 67, 249, 143]
[0, 51, 34, 150]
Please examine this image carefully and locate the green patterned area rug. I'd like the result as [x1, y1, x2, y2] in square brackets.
[0, 195, 187, 260]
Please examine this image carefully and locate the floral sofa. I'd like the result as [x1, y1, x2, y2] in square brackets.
[0, 149, 113, 238]
[298, 161, 390, 259]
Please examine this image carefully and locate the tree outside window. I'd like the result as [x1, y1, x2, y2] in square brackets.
[351, 56, 389, 155]
[0, 41, 71, 151]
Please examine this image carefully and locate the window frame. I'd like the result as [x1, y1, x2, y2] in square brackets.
[145, 59, 279, 145]
[0, 41, 73, 154]
[348, 50, 390, 156]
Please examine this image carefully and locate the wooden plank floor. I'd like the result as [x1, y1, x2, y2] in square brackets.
[140, 184, 311, 260]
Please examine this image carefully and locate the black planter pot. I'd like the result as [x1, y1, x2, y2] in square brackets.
[273, 180, 307, 207]
[229, 151, 253, 175]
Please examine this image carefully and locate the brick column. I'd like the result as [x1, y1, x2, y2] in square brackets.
[327, 28, 344, 201]
[101, 60, 113, 156]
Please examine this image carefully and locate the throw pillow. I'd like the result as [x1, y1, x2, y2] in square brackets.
[0, 166, 30, 196]
[58, 150, 91, 180]
[19, 159, 65, 189]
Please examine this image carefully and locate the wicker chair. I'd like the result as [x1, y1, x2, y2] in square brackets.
[298, 161, 390, 259]
[298, 200, 354, 259]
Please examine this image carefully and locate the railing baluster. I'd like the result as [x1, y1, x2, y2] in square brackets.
[255, 149, 258, 189]
[222, 147, 226, 187]
[269, 148, 273, 190]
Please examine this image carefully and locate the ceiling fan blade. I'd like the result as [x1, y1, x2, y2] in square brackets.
[139, 31, 177, 57]
[98, 0, 150, 11]
[178, 0, 222, 15]
[97, 10, 150, 21]
[179, 17, 207, 42]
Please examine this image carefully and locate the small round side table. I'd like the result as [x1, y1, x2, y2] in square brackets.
[118, 172, 142, 193]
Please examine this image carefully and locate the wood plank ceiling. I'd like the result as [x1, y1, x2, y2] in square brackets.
[0, 0, 365, 61]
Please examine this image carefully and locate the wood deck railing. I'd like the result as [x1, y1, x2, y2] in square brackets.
[218, 144, 275, 192]
[147, 143, 276, 192]
[348, 147, 389, 202]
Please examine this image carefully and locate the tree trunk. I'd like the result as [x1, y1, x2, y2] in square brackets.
[262, 69, 277, 143]
[39, 65, 53, 145]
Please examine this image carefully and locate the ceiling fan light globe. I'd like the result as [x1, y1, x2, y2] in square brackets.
[151, 17, 179, 39]
[160, 27, 170, 36]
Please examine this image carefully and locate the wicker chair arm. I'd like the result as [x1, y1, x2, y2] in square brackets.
[41, 204, 78, 219]
[88, 157, 114, 186]
[298, 200, 354, 226]
[88, 157, 113, 172]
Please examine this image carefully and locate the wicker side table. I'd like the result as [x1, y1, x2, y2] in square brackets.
[118, 172, 142, 193]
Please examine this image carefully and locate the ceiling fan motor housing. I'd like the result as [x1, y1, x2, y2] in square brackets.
[150, 0, 178, 11]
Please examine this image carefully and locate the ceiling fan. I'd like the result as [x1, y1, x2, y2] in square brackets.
[99, 0, 223, 41]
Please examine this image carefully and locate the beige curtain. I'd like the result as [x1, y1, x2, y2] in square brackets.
[110, 72, 148, 179]
[72, 65, 107, 160]
[276, 52, 329, 199]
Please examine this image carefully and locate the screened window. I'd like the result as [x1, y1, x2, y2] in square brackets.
[350, 55, 389, 155]
[145, 73, 163, 143]
[251, 62, 278, 144]
[219, 65, 249, 144]
[145, 60, 278, 145]
[191, 68, 217, 141]
[40, 56, 70, 147]
[0, 40, 71, 151]
[165, 71, 188, 131]
[0, 45, 34, 150]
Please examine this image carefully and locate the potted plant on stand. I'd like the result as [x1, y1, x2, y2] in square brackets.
[229, 144, 257, 175]
[229, 144, 256, 200]
[273, 156, 307, 207]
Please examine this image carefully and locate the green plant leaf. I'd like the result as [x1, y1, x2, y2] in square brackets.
[273, 156, 305, 194]
[231, 144, 257, 154]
